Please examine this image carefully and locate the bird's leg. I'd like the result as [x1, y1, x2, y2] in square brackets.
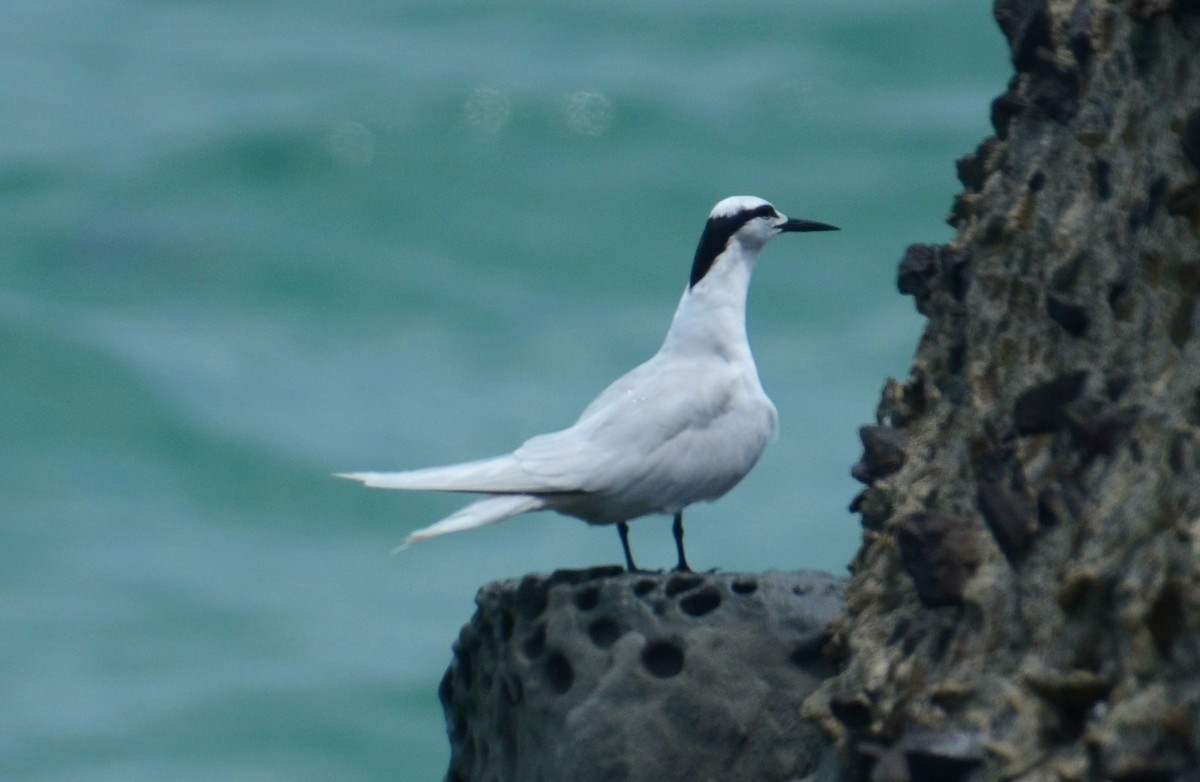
[617, 521, 639, 572]
[672, 512, 692, 572]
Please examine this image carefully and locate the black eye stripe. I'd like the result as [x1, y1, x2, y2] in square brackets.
[688, 205, 778, 288]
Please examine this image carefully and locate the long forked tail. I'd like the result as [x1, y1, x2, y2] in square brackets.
[394, 494, 547, 554]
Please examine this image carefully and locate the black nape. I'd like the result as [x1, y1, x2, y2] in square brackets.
[689, 204, 777, 288]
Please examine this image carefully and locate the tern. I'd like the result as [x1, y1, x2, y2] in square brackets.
[338, 196, 837, 571]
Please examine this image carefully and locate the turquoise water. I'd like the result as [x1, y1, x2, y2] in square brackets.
[2, 3, 1007, 779]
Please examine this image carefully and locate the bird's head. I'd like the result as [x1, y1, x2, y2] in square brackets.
[690, 196, 838, 288]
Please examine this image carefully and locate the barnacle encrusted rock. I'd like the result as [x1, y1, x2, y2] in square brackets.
[440, 567, 845, 782]
[826, 2, 1200, 780]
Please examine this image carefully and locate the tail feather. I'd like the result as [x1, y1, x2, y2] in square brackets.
[394, 494, 547, 553]
[336, 454, 566, 494]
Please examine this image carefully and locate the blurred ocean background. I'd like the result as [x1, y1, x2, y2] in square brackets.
[2, 2, 1008, 779]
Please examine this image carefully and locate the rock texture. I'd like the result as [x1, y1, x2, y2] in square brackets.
[826, 2, 1200, 781]
[440, 567, 845, 782]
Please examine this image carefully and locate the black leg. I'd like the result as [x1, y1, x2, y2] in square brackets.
[617, 521, 638, 572]
[672, 512, 692, 573]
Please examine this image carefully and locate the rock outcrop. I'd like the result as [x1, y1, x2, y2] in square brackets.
[437, 4, 1200, 780]
[440, 568, 845, 782]
[825, 2, 1200, 780]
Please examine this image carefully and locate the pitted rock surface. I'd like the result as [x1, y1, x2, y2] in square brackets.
[440, 567, 845, 782]
[827, 4, 1200, 782]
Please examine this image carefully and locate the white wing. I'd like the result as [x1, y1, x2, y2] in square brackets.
[512, 351, 777, 514]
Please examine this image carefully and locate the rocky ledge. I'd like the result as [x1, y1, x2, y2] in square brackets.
[440, 567, 845, 782]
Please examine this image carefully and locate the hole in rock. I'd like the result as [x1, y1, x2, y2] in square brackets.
[679, 588, 721, 617]
[587, 618, 622, 649]
[665, 574, 703, 596]
[574, 586, 600, 611]
[633, 579, 657, 597]
[731, 578, 758, 595]
[543, 652, 574, 694]
[642, 640, 684, 678]
[515, 576, 548, 620]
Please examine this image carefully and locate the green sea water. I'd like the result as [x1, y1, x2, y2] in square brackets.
[2, 2, 1008, 779]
